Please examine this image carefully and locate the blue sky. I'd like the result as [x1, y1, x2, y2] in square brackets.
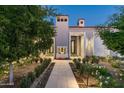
[52, 5, 121, 26]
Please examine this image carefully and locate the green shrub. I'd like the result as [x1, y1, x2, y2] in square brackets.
[20, 76, 31, 88]
[91, 56, 99, 64]
[42, 60, 50, 68]
[73, 58, 77, 63]
[35, 65, 42, 77]
[100, 77, 116, 88]
[111, 62, 120, 68]
[79, 64, 85, 76]
[74, 59, 81, 69]
[20, 72, 35, 88]
[35, 58, 50, 77]
[77, 58, 81, 63]
[27, 72, 35, 83]
[79, 63, 92, 75]
[99, 68, 110, 76]
[20, 58, 51, 87]
[114, 82, 124, 88]
[79, 63, 93, 87]
[82, 57, 89, 64]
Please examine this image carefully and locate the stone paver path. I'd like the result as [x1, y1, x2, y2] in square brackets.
[45, 60, 79, 88]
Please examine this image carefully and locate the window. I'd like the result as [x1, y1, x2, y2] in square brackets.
[65, 18, 67, 22]
[57, 18, 60, 22]
[71, 40, 75, 54]
[61, 18, 63, 22]
[80, 21, 83, 24]
[58, 47, 66, 54]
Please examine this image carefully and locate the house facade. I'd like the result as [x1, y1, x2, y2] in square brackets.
[48, 15, 117, 59]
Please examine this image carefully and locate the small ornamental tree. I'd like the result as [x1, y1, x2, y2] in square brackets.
[79, 63, 92, 87]
[0, 5, 56, 84]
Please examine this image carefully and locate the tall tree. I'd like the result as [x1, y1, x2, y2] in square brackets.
[0, 5, 56, 84]
[98, 6, 124, 55]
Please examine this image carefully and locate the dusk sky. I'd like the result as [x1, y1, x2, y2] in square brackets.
[52, 5, 121, 26]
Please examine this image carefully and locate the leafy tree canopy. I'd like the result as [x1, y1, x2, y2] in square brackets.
[0, 5, 56, 63]
[98, 6, 124, 55]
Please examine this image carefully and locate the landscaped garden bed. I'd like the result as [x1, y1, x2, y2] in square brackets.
[70, 56, 124, 88]
[69, 63, 98, 88]
[30, 62, 55, 88]
[0, 57, 53, 88]
[99, 56, 124, 84]
[0, 56, 39, 87]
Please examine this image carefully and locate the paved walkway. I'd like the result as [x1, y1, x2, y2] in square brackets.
[45, 60, 79, 88]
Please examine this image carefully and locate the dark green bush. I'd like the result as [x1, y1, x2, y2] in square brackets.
[98, 68, 110, 76]
[74, 59, 81, 69]
[27, 72, 35, 83]
[79, 64, 85, 76]
[20, 76, 31, 88]
[91, 56, 99, 64]
[35, 58, 51, 77]
[42, 60, 50, 68]
[82, 57, 89, 64]
[73, 58, 77, 63]
[20, 72, 35, 88]
[20, 58, 51, 88]
[77, 58, 81, 63]
[100, 77, 116, 88]
[35, 65, 42, 77]
[114, 82, 124, 88]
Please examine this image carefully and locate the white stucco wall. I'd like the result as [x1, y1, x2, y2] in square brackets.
[55, 16, 69, 58]
[94, 31, 110, 56]
[69, 27, 112, 57]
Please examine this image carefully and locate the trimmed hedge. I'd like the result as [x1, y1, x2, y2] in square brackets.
[20, 58, 51, 88]
[73, 58, 81, 69]
[35, 59, 50, 78]
[20, 72, 35, 88]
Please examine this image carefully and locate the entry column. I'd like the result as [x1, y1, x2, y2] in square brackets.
[81, 35, 84, 58]
[77, 36, 80, 56]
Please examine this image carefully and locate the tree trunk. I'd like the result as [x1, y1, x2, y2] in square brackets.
[86, 74, 89, 87]
[9, 62, 14, 85]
